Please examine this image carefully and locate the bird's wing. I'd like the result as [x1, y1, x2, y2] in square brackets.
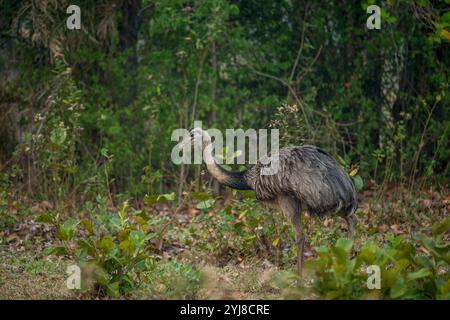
[253, 146, 357, 216]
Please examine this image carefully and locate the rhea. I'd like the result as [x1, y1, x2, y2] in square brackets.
[183, 127, 358, 275]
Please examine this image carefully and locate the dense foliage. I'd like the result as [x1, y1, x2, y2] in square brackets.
[1, 0, 449, 199]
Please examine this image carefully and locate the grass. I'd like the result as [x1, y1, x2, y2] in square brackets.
[0, 250, 73, 299]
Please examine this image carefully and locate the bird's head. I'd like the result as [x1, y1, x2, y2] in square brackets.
[180, 127, 212, 149]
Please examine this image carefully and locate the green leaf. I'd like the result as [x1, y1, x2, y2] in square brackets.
[81, 219, 93, 234]
[144, 192, 175, 206]
[352, 175, 364, 190]
[229, 4, 239, 16]
[390, 277, 407, 298]
[75, 248, 88, 262]
[57, 217, 78, 240]
[389, 235, 405, 248]
[105, 282, 120, 298]
[315, 246, 329, 254]
[50, 127, 67, 146]
[97, 235, 115, 253]
[100, 148, 109, 157]
[129, 230, 145, 247]
[160, 192, 175, 201]
[272, 237, 280, 247]
[414, 255, 434, 269]
[238, 209, 249, 219]
[118, 201, 129, 220]
[196, 199, 215, 210]
[331, 246, 348, 264]
[407, 268, 432, 281]
[144, 194, 159, 207]
[334, 153, 346, 166]
[109, 216, 122, 229]
[43, 246, 67, 256]
[78, 239, 96, 256]
[36, 213, 56, 223]
[119, 239, 132, 255]
[432, 218, 450, 236]
[336, 238, 353, 253]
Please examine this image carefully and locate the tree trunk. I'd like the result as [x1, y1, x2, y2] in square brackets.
[209, 41, 221, 196]
[118, 0, 141, 105]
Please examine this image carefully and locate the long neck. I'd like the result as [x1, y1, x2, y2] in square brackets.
[202, 143, 252, 190]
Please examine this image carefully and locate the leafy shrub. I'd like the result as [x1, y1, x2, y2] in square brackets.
[302, 219, 450, 299]
[177, 191, 295, 265]
[41, 196, 198, 298]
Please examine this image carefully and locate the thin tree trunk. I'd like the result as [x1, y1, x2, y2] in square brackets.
[209, 41, 221, 196]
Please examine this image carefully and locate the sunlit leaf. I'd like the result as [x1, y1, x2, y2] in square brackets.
[349, 167, 359, 177]
[238, 209, 248, 219]
[352, 175, 364, 190]
[272, 237, 280, 247]
[196, 199, 215, 210]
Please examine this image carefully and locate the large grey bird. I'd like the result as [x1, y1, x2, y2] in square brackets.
[184, 127, 358, 275]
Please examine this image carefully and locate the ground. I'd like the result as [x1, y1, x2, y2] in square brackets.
[0, 185, 448, 299]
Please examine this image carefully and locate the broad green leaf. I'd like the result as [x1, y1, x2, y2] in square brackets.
[75, 248, 88, 262]
[57, 217, 78, 240]
[196, 199, 215, 210]
[352, 175, 364, 190]
[119, 239, 133, 255]
[97, 235, 115, 253]
[390, 277, 407, 298]
[129, 230, 145, 247]
[315, 246, 329, 254]
[336, 238, 353, 253]
[160, 192, 175, 201]
[144, 192, 175, 206]
[109, 217, 122, 229]
[407, 268, 432, 281]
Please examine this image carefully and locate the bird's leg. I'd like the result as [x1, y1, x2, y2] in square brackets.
[294, 222, 305, 276]
[277, 196, 304, 276]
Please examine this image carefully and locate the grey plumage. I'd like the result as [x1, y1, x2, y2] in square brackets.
[187, 128, 358, 275]
[244, 146, 357, 218]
